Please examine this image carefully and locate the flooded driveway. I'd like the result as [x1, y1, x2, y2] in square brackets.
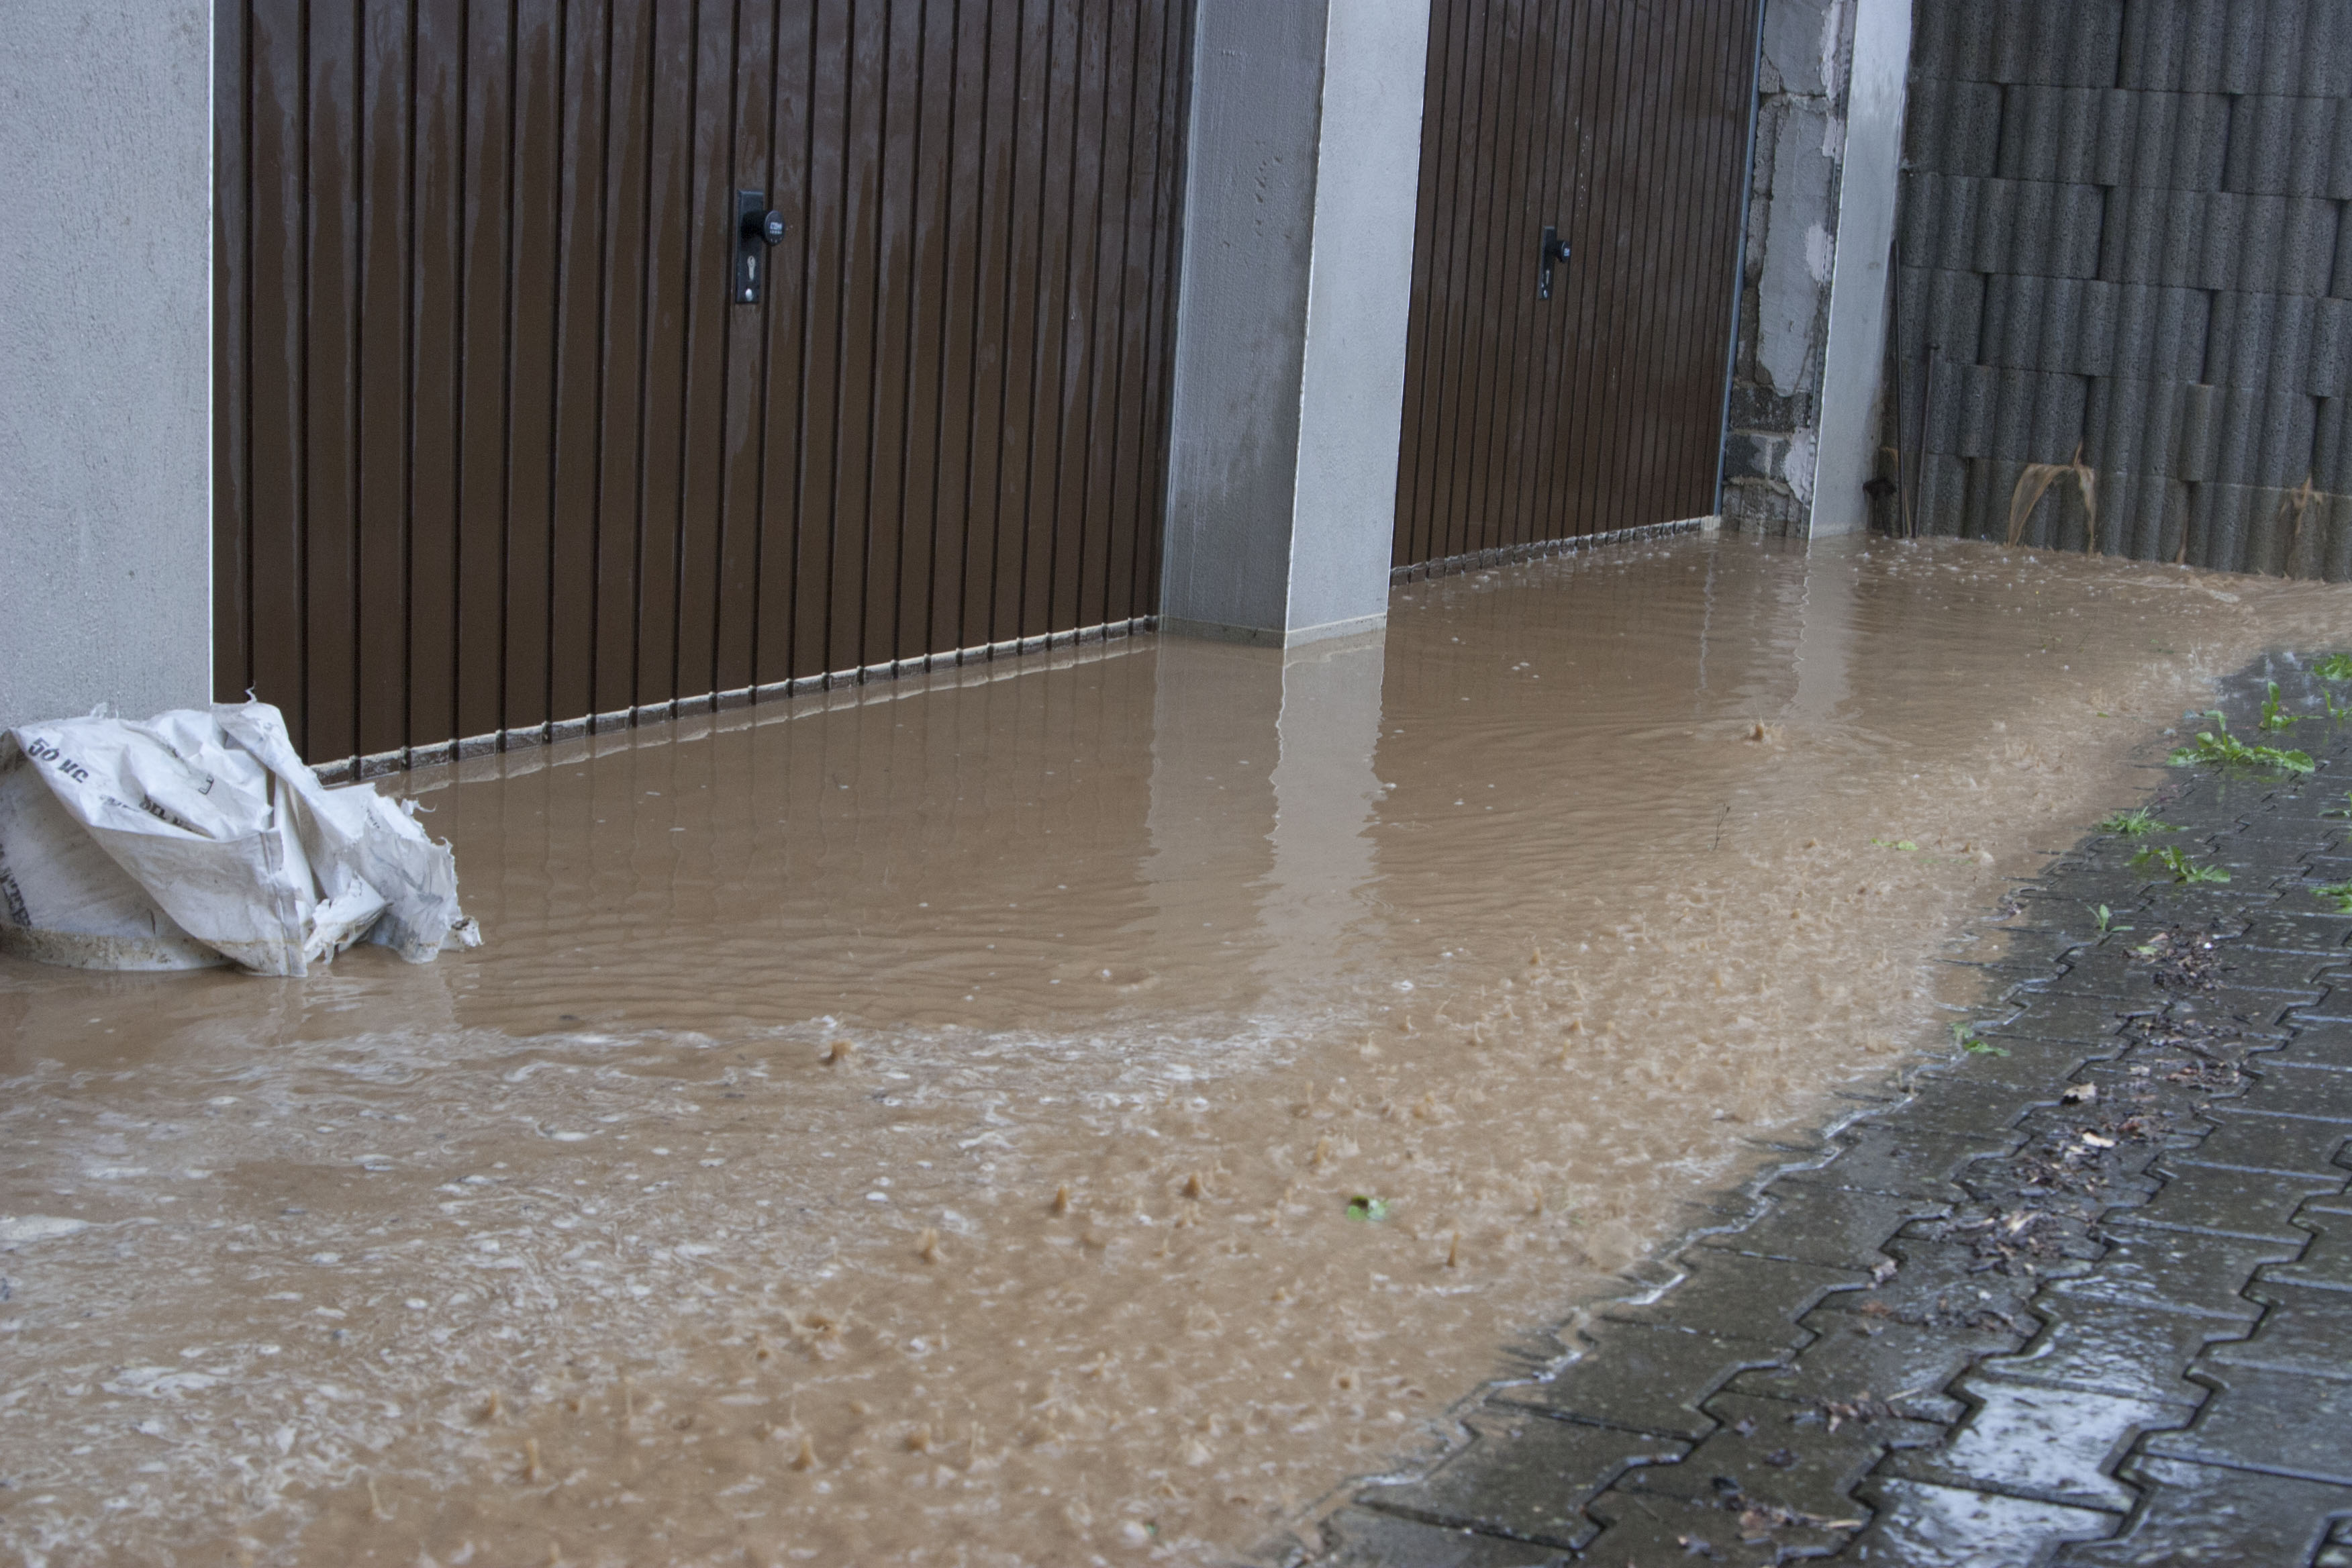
[5, 534, 2351, 1567]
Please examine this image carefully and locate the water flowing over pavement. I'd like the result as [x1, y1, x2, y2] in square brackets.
[5, 534, 2352, 1566]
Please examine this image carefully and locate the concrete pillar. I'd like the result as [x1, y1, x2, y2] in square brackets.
[1718, 0, 1912, 539]
[1811, 0, 1912, 535]
[1159, 0, 1432, 647]
[0, 3, 214, 730]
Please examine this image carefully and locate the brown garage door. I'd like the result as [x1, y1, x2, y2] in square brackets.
[215, 0, 1189, 770]
[1393, 0, 1759, 572]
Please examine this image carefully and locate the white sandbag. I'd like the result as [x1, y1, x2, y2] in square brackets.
[0, 702, 480, 976]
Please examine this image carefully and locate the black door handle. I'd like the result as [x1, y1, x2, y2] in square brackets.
[1538, 225, 1571, 301]
[736, 189, 786, 305]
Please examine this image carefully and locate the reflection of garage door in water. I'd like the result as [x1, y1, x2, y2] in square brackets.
[1395, 0, 1760, 572]
[213, 1, 1189, 771]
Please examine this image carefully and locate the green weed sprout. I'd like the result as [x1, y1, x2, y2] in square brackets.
[2314, 881, 2352, 914]
[2314, 653, 2352, 682]
[1951, 1022, 2008, 1057]
[2168, 711, 2314, 775]
[2098, 807, 2172, 836]
[2133, 844, 2230, 884]
[2260, 681, 2301, 732]
[2088, 903, 2132, 936]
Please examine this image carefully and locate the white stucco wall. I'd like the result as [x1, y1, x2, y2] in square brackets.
[0, 1, 213, 731]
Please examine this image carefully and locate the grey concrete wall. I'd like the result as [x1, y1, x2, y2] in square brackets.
[1285, 0, 1431, 641]
[0, 1, 213, 730]
[1161, 0, 1428, 646]
[1896, 0, 2352, 575]
[1812, 0, 1912, 534]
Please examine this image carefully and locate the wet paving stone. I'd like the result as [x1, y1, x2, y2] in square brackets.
[2261, 1202, 2352, 1292]
[1728, 1314, 2010, 1427]
[1973, 1295, 2231, 1407]
[1313, 1507, 1568, 1567]
[1354, 1413, 1682, 1549]
[1636, 1391, 1942, 1523]
[2059, 1455, 2352, 1567]
[1846, 1477, 2116, 1567]
[2112, 1160, 2351, 1244]
[1596, 1251, 1869, 1346]
[1692, 1185, 1955, 1271]
[1580, 1485, 1855, 1567]
[1883, 1378, 2183, 1513]
[2044, 1225, 2301, 1320]
[2140, 1364, 2352, 1485]
[2190, 1108, 2352, 1171]
[2205, 1279, 2352, 1380]
[1491, 1320, 1783, 1440]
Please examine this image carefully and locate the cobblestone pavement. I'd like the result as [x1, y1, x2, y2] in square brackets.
[1297, 661, 2352, 1567]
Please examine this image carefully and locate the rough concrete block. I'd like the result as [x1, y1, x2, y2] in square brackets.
[1999, 85, 2094, 185]
[2129, 91, 2231, 195]
[1916, 450, 1969, 534]
[2311, 301, 2352, 397]
[2204, 291, 2309, 391]
[1914, 0, 1994, 85]
[1894, 266, 1986, 366]
[2110, 285, 2209, 383]
[1911, 77, 2003, 179]
[2084, 377, 2184, 477]
[2315, 397, 2352, 491]
[2120, 0, 2210, 91]
[1904, 172, 1978, 277]
[2282, 196, 2342, 296]
[2177, 382, 2219, 479]
[1933, 357, 1996, 456]
[1980, 179, 2105, 279]
[2212, 385, 2318, 487]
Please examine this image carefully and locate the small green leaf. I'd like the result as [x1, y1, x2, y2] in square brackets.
[1344, 1195, 1391, 1223]
[2314, 652, 2352, 682]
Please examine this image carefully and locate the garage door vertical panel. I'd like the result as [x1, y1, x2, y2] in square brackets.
[887, 1, 957, 665]
[214, 3, 254, 714]
[1393, 0, 1759, 574]
[408, 0, 466, 750]
[354, 4, 414, 761]
[546, 0, 614, 729]
[501, 3, 567, 737]
[714, 3, 776, 701]
[856, 3, 922, 673]
[749, 1, 816, 691]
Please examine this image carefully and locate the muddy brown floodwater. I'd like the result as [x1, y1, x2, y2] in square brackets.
[5, 534, 2352, 1567]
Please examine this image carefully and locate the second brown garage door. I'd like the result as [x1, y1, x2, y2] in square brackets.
[1394, 0, 1759, 572]
[215, 0, 1191, 770]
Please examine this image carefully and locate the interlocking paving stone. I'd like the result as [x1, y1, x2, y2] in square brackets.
[1976, 1295, 2233, 1406]
[2261, 1203, 2352, 1293]
[1693, 1185, 1955, 1270]
[2142, 1365, 2352, 1485]
[2111, 1160, 2351, 1242]
[1596, 1251, 1869, 1345]
[1767, 1124, 2027, 1203]
[1313, 1508, 1567, 1568]
[1845, 1478, 2115, 1567]
[1490, 1320, 1781, 1440]
[2043, 1226, 2302, 1320]
[1727, 1314, 2012, 1427]
[1353, 1413, 1681, 1549]
[1636, 1391, 1942, 1522]
[1579, 1487, 1852, 1567]
[1835, 1233, 2065, 1333]
[2206, 1279, 2352, 1380]
[2057, 1457, 2352, 1566]
[2192, 1110, 2352, 1171]
[1883, 1379, 2183, 1512]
